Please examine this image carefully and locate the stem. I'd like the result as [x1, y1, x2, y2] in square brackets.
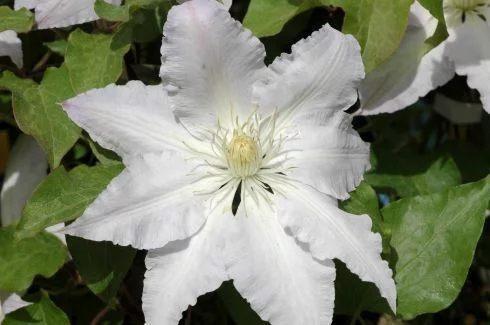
[90, 306, 110, 325]
[349, 315, 357, 325]
[349, 308, 362, 325]
[121, 284, 139, 310]
[184, 306, 192, 325]
[32, 52, 52, 73]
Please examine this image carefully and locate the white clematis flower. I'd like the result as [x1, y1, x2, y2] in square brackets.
[1, 135, 48, 227]
[0, 31, 23, 69]
[433, 92, 483, 123]
[14, 0, 122, 29]
[0, 292, 32, 324]
[61, 0, 396, 324]
[443, 0, 490, 113]
[217, 0, 232, 9]
[0, 134, 67, 240]
[178, 0, 232, 10]
[14, 0, 36, 10]
[0, 135, 49, 323]
[359, 1, 455, 115]
[360, 0, 490, 115]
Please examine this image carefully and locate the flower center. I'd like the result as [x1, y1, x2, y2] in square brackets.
[226, 131, 261, 178]
[445, 0, 489, 25]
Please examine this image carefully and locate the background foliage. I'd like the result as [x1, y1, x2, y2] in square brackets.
[1, 0, 489, 324]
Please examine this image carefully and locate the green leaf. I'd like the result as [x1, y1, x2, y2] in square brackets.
[418, 0, 444, 22]
[64, 29, 130, 94]
[217, 281, 268, 325]
[129, 64, 160, 85]
[444, 141, 490, 183]
[66, 236, 136, 304]
[95, 0, 131, 22]
[87, 138, 121, 164]
[95, 0, 171, 34]
[53, 289, 124, 324]
[334, 260, 390, 316]
[125, 0, 173, 8]
[244, 0, 413, 72]
[341, 182, 382, 232]
[382, 176, 490, 319]
[17, 164, 124, 237]
[341, 181, 391, 254]
[337, 0, 414, 72]
[44, 40, 68, 57]
[366, 154, 462, 197]
[0, 29, 130, 168]
[422, 21, 448, 55]
[0, 70, 81, 169]
[335, 182, 392, 315]
[72, 143, 90, 160]
[130, 7, 165, 43]
[0, 92, 15, 125]
[3, 291, 69, 325]
[0, 6, 34, 33]
[243, 0, 317, 37]
[0, 226, 66, 292]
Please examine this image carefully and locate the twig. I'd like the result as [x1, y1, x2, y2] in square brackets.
[185, 306, 192, 325]
[121, 283, 139, 310]
[90, 305, 110, 325]
[32, 52, 52, 73]
[349, 308, 362, 325]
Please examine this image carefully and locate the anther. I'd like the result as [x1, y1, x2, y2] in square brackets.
[227, 132, 261, 178]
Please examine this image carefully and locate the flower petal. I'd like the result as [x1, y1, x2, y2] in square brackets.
[276, 182, 396, 312]
[444, 15, 490, 113]
[46, 223, 67, 246]
[14, 0, 37, 10]
[1, 135, 48, 227]
[35, 0, 122, 29]
[217, 0, 232, 10]
[254, 23, 364, 127]
[177, 0, 232, 9]
[63, 151, 211, 250]
[1, 291, 32, 324]
[142, 215, 228, 325]
[223, 190, 336, 325]
[0, 30, 23, 68]
[285, 112, 370, 200]
[1, 292, 31, 315]
[360, 2, 454, 115]
[62, 81, 186, 162]
[161, 0, 266, 134]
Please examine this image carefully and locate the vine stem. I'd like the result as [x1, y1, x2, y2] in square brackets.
[90, 306, 110, 325]
[349, 307, 363, 325]
[31, 52, 52, 73]
[185, 306, 192, 325]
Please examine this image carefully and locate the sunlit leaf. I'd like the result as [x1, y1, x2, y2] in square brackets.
[0, 7, 33, 33]
[3, 291, 69, 325]
[217, 281, 267, 325]
[16, 164, 124, 237]
[366, 154, 462, 197]
[0, 226, 66, 292]
[244, 0, 413, 72]
[67, 237, 136, 305]
[243, 0, 316, 37]
[383, 176, 490, 319]
[336, 182, 392, 315]
[0, 29, 130, 168]
[418, 0, 444, 22]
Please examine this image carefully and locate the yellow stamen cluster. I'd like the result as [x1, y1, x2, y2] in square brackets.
[445, 0, 489, 25]
[227, 131, 261, 178]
